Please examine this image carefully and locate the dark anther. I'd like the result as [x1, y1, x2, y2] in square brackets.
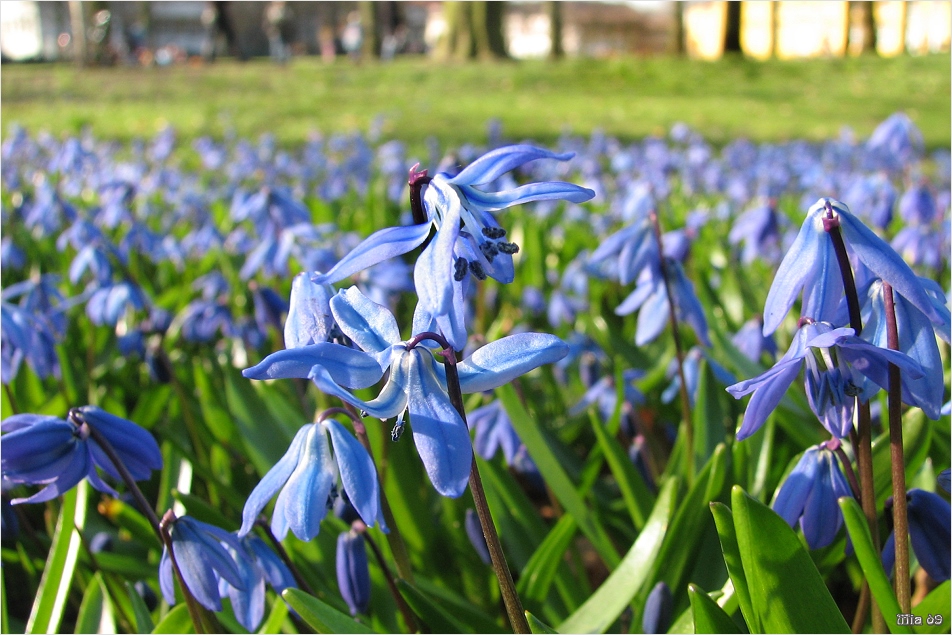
[454, 258, 468, 281]
[497, 242, 520, 255]
[481, 226, 507, 239]
[479, 242, 498, 262]
[469, 260, 488, 280]
[845, 382, 862, 397]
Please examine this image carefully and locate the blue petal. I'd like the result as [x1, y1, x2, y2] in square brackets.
[274, 425, 336, 541]
[772, 448, 821, 528]
[456, 181, 594, 211]
[10, 442, 89, 504]
[329, 287, 400, 354]
[285, 273, 334, 348]
[415, 191, 460, 317]
[239, 425, 309, 536]
[838, 205, 945, 329]
[447, 145, 574, 186]
[636, 286, 669, 346]
[159, 547, 175, 605]
[79, 406, 163, 480]
[457, 333, 569, 393]
[907, 489, 951, 581]
[243, 343, 384, 389]
[729, 357, 803, 441]
[309, 363, 409, 420]
[246, 535, 296, 592]
[171, 521, 228, 611]
[800, 451, 843, 549]
[311, 223, 431, 285]
[324, 420, 387, 532]
[406, 349, 472, 497]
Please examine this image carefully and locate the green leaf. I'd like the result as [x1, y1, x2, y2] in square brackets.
[517, 514, 577, 603]
[731, 485, 850, 633]
[27, 481, 89, 634]
[150, 604, 194, 634]
[588, 410, 654, 530]
[693, 358, 729, 467]
[413, 576, 506, 634]
[124, 581, 156, 633]
[282, 588, 373, 634]
[557, 476, 678, 634]
[258, 596, 289, 634]
[838, 497, 913, 634]
[99, 497, 162, 552]
[397, 579, 472, 633]
[526, 611, 558, 634]
[688, 584, 741, 634]
[912, 581, 950, 635]
[498, 382, 620, 568]
[75, 572, 116, 634]
[710, 502, 757, 632]
[172, 490, 239, 531]
[224, 366, 294, 476]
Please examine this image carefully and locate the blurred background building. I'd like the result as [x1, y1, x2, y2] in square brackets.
[1, 1, 948, 64]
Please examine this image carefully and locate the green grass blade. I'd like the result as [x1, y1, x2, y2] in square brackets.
[710, 502, 757, 633]
[912, 581, 950, 635]
[688, 583, 742, 634]
[526, 611, 558, 634]
[557, 476, 677, 634]
[27, 480, 89, 634]
[588, 410, 654, 530]
[75, 571, 116, 634]
[124, 581, 156, 633]
[731, 485, 850, 633]
[151, 603, 195, 634]
[517, 514, 577, 603]
[396, 579, 473, 633]
[282, 588, 373, 634]
[257, 596, 289, 634]
[838, 496, 913, 634]
[498, 383, 620, 568]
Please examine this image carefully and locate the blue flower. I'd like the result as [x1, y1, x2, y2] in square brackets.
[1, 407, 162, 504]
[763, 198, 946, 335]
[642, 582, 673, 634]
[217, 533, 296, 631]
[728, 200, 784, 264]
[615, 259, 710, 348]
[731, 316, 777, 363]
[336, 530, 371, 616]
[861, 278, 949, 420]
[245, 286, 568, 498]
[662, 347, 735, 407]
[726, 321, 924, 440]
[238, 418, 386, 542]
[882, 489, 950, 582]
[311, 145, 594, 349]
[159, 516, 247, 612]
[771, 440, 852, 550]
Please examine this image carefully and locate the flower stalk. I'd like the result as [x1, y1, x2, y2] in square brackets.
[883, 282, 911, 613]
[414, 332, 530, 635]
[649, 210, 694, 484]
[79, 413, 209, 633]
[822, 206, 885, 633]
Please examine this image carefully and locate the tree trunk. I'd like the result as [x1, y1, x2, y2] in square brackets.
[770, 1, 779, 58]
[359, 2, 380, 58]
[548, 1, 564, 59]
[68, 0, 87, 66]
[848, 1, 877, 54]
[671, 1, 685, 56]
[895, 0, 906, 54]
[723, 0, 742, 54]
[437, 1, 507, 61]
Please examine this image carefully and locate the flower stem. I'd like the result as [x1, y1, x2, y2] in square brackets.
[649, 211, 694, 484]
[883, 282, 911, 613]
[256, 519, 315, 596]
[831, 442, 862, 503]
[431, 338, 529, 635]
[78, 413, 208, 633]
[358, 523, 419, 631]
[823, 206, 885, 633]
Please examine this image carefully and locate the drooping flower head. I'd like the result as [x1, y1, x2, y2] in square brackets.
[244, 286, 568, 498]
[238, 417, 386, 542]
[311, 145, 594, 350]
[771, 439, 853, 550]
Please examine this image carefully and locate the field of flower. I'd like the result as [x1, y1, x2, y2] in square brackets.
[1, 56, 950, 635]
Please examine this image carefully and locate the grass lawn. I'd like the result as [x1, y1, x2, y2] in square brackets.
[1, 54, 949, 150]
